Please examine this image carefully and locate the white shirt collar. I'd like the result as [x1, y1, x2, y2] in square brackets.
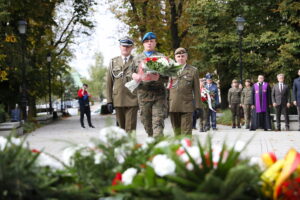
[121, 55, 131, 63]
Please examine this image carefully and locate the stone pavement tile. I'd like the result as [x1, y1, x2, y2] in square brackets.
[24, 115, 300, 160]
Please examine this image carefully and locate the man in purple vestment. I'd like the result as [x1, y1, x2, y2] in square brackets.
[250, 75, 272, 131]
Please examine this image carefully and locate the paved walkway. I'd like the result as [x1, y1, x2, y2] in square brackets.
[24, 114, 300, 159]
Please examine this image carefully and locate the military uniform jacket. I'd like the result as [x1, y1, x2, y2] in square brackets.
[169, 65, 201, 113]
[106, 55, 138, 107]
[228, 87, 242, 104]
[241, 87, 252, 105]
[135, 52, 168, 102]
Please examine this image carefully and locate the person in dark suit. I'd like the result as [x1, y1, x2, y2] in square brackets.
[272, 74, 291, 131]
[293, 69, 300, 131]
[78, 84, 95, 128]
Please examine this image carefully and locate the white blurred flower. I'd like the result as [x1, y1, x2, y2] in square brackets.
[157, 57, 169, 67]
[249, 157, 265, 170]
[234, 141, 246, 152]
[36, 153, 64, 170]
[94, 152, 105, 164]
[155, 141, 170, 148]
[0, 136, 8, 150]
[187, 146, 201, 164]
[212, 144, 222, 163]
[62, 146, 80, 166]
[114, 147, 126, 164]
[122, 168, 138, 185]
[180, 138, 192, 148]
[152, 154, 176, 177]
[98, 126, 127, 144]
[141, 137, 155, 150]
[186, 163, 194, 171]
[10, 137, 21, 146]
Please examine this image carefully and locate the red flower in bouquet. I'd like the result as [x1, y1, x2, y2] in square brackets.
[112, 172, 122, 186]
[145, 57, 151, 62]
[201, 97, 207, 102]
[152, 57, 158, 62]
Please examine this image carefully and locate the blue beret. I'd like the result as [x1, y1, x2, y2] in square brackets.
[205, 73, 213, 79]
[142, 32, 157, 42]
[119, 36, 134, 46]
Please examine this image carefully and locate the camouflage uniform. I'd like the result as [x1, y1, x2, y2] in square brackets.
[106, 55, 138, 132]
[135, 52, 168, 137]
[228, 87, 242, 127]
[241, 87, 252, 128]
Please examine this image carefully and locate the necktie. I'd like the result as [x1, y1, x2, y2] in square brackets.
[280, 83, 283, 92]
[124, 57, 127, 64]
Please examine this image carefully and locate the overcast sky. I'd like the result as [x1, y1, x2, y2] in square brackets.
[69, 1, 127, 79]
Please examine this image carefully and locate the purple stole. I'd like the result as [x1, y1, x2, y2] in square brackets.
[254, 82, 268, 113]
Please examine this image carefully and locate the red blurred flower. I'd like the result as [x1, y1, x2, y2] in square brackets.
[152, 57, 158, 62]
[145, 57, 151, 62]
[278, 177, 300, 200]
[31, 149, 41, 154]
[201, 97, 207, 102]
[112, 172, 122, 186]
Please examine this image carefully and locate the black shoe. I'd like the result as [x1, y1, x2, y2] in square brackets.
[89, 125, 95, 128]
[232, 126, 236, 129]
[81, 125, 85, 128]
[246, 125, 250, 129]
[213, 128, 218, 130]
[237, 126, 241, 129]
[264, 129, 268, 131]
[200, 128, 205, 132]
[276, 128, 281, 131]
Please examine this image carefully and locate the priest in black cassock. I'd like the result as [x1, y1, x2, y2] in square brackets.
[250, 75, 272, 131]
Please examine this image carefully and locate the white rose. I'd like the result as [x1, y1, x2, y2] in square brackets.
[114, 147, 126, 164]
[152, 154, 176, 177]
[141, 137, 155, 150]
[0, 136, 8, 151]
[36, 153, 64, 170]
[62, 146, 80, 166]
[94, 152, 105, 164]
[122, 168, 138, 185]
[155, 141, 170, 148]
[98, 126, 127, 144]
[157, 57, 169, 67]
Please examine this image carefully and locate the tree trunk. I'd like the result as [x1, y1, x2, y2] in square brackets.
[27, 95, 37, 119]
[168, 0, 181, 49]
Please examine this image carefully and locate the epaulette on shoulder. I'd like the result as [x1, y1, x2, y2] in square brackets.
[112, 56, 120, 61]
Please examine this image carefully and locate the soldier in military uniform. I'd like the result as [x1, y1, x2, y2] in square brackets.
[134, 32, 168, 137]
[168, 48, 201, 135]
[228, 79, 242, 128]
[106, 37, 138, 133]
[241, 79, 252, 129]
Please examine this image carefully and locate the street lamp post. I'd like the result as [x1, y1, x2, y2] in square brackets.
[17, 20, 27, 121]
[235, 16, 246, 84]
[47, 53, 52, 114]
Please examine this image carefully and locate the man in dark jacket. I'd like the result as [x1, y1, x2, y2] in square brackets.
[293, 69, 300, 131]
[78, 84, 95, 128]
[272, 74, 291, 131]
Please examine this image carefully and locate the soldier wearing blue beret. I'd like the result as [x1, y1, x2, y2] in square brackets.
[135, 32, 168, 137]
